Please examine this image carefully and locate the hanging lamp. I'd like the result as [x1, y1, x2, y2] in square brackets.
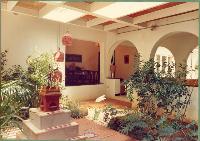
[62, 25, 72, 47]
[54, 23, 64, 62]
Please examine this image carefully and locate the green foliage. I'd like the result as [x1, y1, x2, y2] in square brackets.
[93, 108, 101, 120]
[108, 110, 198, 141]
[0, 51, 57, 138]
[124, 59, 192, 119]
[60, 95, 86, 119]
[102, 104, 118, 122]
[26, 53, 56, 86]
[0, 50, 8, 72]
[108, 110, 149, 140]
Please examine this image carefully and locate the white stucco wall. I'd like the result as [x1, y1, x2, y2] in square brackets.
[1, 11, 107, 101]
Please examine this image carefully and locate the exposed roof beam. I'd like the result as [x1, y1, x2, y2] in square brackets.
[64, 2, 90, 11]
[90, 2, 113, 12]
[39, 4, 57, 18]
[39, 2, 142, 28]
[87, 18, 108, 27]
[117, 26, 138, 34]
[133, 2, 199, 24]
[104, 23, 126, 31]
[7, 1, 18, 11]
[13, 6, 39, 17]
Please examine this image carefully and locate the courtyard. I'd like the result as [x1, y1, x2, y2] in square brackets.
[1, 1, 199, 141]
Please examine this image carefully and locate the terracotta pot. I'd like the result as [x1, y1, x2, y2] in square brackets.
[185, 79, 198, 87]
[54, 48, 64, 62]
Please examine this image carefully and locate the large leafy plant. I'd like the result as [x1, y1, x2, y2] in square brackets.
[124, 58, 192, 119]
[26, 53, 57, 87]
[0, 51, 57, 138]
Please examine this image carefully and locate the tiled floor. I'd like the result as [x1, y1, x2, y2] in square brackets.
[80, 98, 132, 109]
[75, 118, 137, 141]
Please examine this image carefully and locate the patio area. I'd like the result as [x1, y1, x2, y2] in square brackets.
[2, 98, 136, 140]
[1, 1, 198, 141]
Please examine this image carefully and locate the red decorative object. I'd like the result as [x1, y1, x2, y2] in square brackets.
[62, 32, 72, 46]
[52, 69, 62, 83]
[54, 48, 64, 62]
[39, 86, 61, 112]
[185, 79, 198, 87]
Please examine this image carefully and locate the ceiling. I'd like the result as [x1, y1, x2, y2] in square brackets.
[1, 1, 199, 33]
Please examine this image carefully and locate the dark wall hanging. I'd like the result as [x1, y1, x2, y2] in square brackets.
[124, 55, 129, 64]
[65, 54, 82, 62]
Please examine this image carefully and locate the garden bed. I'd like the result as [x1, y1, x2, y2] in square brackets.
[107, 114, 198, 141]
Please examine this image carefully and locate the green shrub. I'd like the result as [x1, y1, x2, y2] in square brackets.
[108, 111, 149, 140]
[60, 95, 87, 119]
[124, 59, 192, 120]
[0, 51, 57, 138]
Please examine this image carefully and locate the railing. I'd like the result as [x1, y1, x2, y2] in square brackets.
[65, 70, 100, 86]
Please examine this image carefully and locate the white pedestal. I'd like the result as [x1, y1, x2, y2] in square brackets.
[16, 108, 85, 140]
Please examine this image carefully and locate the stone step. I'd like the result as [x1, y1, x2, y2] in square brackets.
[29, 108, 72, 129]
[22, 120, 79, 140]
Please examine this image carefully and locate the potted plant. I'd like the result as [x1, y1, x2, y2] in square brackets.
[26, 53, 62, 112]
[39, 65, 63, 112]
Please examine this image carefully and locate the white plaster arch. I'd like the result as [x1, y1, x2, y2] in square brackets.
[115, 19, 198, 61]
[150, 31, 198, 63]
[106, 39, 138, 78]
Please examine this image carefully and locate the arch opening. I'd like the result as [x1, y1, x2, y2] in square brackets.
[150, 32, 198, 76]
[154, 46, 175, 75]
[186, 47, 199, 79]
[108, 40, 139, 80]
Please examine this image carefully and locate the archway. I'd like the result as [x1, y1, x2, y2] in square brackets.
[150, 32, 198, 70]
[154, 46, 175, 74]
[108, 40, 139, 80]
[107, 40, 139, 97]
[186, 47, 198, 79]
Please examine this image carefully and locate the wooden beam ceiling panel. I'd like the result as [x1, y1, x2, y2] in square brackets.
[81, 15, 97, 22]
[87, 18, 108, 27]
[133, 2, 199, 25]
[104, 23, 127, 31]
[128, 2, 185, 18]
[16, 1, 46, 11]
[64, 2, 91, 11]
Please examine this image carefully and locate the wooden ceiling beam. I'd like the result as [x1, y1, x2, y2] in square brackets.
[87, 18, 108, 27]
[133, 2, 199, 25]
[104, 23, 127, 31]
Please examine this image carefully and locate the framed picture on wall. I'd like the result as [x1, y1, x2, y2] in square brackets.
[124, 55, 129, 64]
[65, 54, 82, 62]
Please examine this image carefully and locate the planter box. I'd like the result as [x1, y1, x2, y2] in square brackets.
[39, 86, 61, 112]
